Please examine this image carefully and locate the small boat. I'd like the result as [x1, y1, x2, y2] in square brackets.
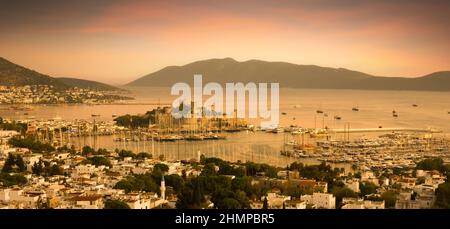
[316, 110, 324, 114]
[352, 107, 359, 111]
[393, 113, 398, 118]
[281, 112, 287, 115]
[448, 111, 450, 115]
[392, 110, 397, 114]
[271, 127, 285, 133]
[378, 126, 383, 128]
[334, 115, 342, 120]
[412, 104, 418, 107]
[112, 114, 117, 118]
[91, 114, 101, 117]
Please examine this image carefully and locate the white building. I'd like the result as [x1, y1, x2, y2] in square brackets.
[345, 179, 360, 193]
[301, 193, 336, 209]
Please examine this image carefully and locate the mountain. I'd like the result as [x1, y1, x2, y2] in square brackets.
[58, 77, 123, 91]
[0, 57, 68, 89]
[0, 57, 120, 91]
[126, 58, 450, 91]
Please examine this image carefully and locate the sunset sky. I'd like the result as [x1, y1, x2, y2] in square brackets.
[0, 0, 449, 85]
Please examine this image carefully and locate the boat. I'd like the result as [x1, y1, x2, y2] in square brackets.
[271, 127, 285, 133]
[392, 110, 397, 114]
[281, 112, 287, 115]
[316, 110, 324, 114]
[334, 115, 342, 120]
[352, 107, 359, 111]
[91, 114, 101, 117]
[112, 114, 117, 118]
[412, 104, 418, 107]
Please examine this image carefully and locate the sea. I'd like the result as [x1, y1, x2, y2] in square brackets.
[1, 87, 449, 169]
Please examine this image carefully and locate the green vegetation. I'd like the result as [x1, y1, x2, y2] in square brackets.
[416, 158, 449, 174]
[1, 154, 26, 173]
[0, 118, 27, 134]
[114, 173, 159, 193]
[8, 136, 55, 154]
[135, 152, 152, 160]
[104, 200, 131, 209]
[32, 160, 64, 176]
[360, 182, 378, 196]
[332, 187, 358, 207]
[84, 156, 112, 167]
[435, 182, 450, 209]
[117, 149, 135, 159]
[289, 161, 343, 181]
[381, 190, 398, 208]
[0, 172, 27, 187]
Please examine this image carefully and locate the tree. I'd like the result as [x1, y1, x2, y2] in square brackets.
[435, 183, 450, 209]
[0, 173, 27, 187]
[32, 161, 44, 175]
[2, 154, 26, 173]
[117, 149, 134, 159]
[48, 164, 63, 176]
[165, 174, 184, 193]
[219, 198, 241, 209]
[1, 154, 15, 173]
[416, 158, 447, 173]
[332, 187, 357, 207]
[104, 200, 131, 209]
[8, 136, 54, 154]
[135, 152, 152, 160]
[381, 191, 398, 208]
[82, 146, 95, 157]
[360, 182, 378, 196]
[84, 156, 112, 167]
[15, 155, 26, 172]
[263, 196, 268, 209]
[154, 163, 169, 173]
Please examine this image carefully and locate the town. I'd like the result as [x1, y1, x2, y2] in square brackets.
[0, 115, 449, 209]
[0, 85, 132, 104]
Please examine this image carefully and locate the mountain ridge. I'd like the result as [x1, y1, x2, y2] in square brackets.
[126, 58, 450, 91]
[0, 57, 121, 91]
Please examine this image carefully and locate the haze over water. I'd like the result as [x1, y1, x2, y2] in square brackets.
[1, 87, 449, 168]
[2, 87, 450, 132]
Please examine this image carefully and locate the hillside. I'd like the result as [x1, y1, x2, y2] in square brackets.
[0, 57, 68, 89]
[0, 57, 121, 91]
[58, 77, 123, 91]
[126, 58, 450, 91]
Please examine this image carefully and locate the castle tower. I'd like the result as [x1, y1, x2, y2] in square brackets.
[160, 176, 166, 200]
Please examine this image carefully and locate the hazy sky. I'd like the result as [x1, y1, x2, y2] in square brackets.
[0, 0, 449, 85]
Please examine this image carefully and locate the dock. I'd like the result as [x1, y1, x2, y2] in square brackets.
[331, 127, 442, 133]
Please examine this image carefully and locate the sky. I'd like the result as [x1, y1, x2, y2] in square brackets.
[0, 0, 449, 85]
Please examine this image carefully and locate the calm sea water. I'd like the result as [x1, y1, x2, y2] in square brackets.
[1, 87, 449, 168]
